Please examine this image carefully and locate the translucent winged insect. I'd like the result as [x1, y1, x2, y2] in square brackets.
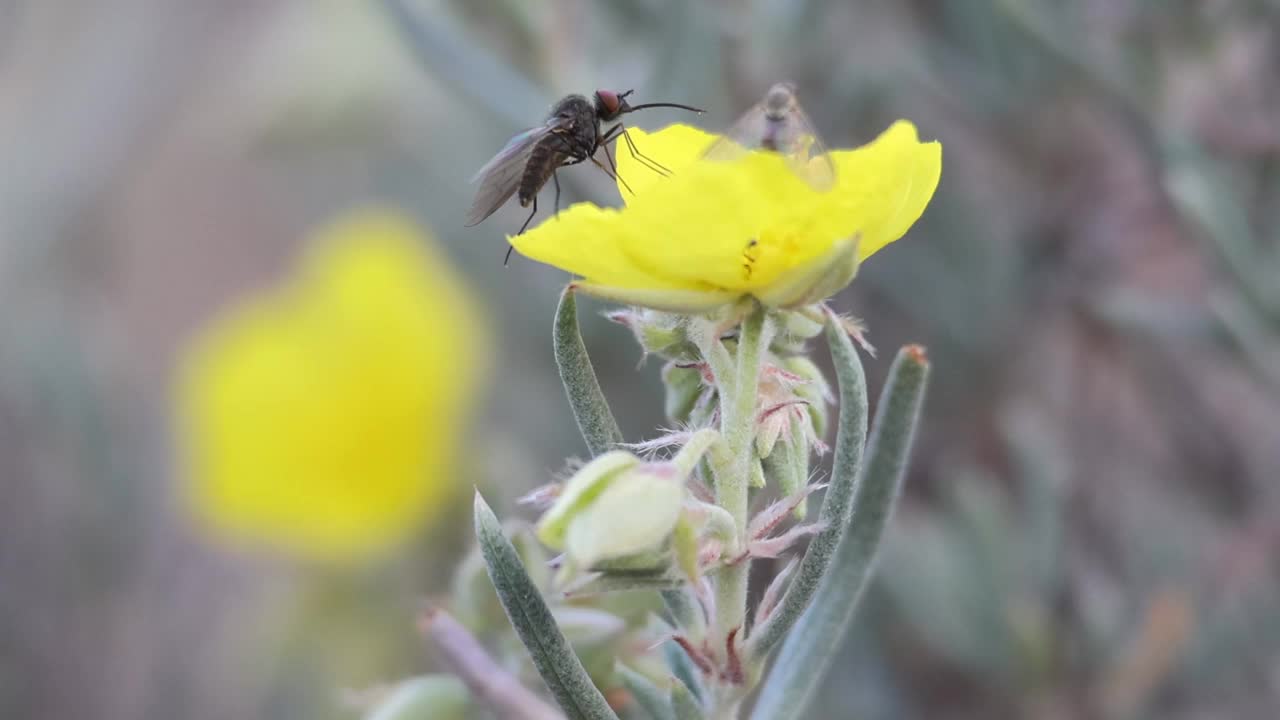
[703, 82, 836, 191]
[466, 89, 703, 262]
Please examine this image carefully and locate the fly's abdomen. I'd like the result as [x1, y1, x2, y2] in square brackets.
[519, 141, 565, 207]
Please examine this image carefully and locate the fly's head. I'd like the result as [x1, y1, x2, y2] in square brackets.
[763, 82, 798, 120]
[594, 89, 635, 123]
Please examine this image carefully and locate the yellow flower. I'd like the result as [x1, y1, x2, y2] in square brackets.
[176, 209, 486, 564]
[509, 121, 941, 312]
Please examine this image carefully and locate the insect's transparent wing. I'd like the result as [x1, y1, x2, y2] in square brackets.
[702, 103, 769, 164]
[702, 102, 837, 191]
[776, 102, 836, 191]
[465, 126, 546, 227]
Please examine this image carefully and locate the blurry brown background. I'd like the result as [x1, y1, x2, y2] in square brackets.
[2, 1, 1279, 718]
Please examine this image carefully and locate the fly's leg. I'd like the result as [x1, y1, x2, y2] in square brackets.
[590, 153, 634, 197]
[621, 128, 673, 177]
[517, 196, 538, 234]
[600, 141, 632, 197]
[552, 170, 561, 220]
[601, 123, 672, 178]
[505, 196, 538, 265]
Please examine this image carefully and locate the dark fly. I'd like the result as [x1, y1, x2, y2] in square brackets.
[466, 89, 703, 262]
[704, 82, 836, 191]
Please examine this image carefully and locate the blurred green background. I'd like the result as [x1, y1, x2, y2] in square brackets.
[2, 1, 1279, 718]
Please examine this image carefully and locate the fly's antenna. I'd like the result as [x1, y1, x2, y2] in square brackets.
[625, 102, 705, 114]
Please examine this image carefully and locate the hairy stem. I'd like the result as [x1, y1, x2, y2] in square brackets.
[713, 306, 767, 642]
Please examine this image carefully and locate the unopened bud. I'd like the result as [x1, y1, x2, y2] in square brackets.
[537, 451, 639, 549]
[662, 362, 706, 425]
[610, 308, 699, 361]
[563, 466, 683, 567]
[783, 356, 833, 440]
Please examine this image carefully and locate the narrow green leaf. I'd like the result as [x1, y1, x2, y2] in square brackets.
[474, 492, 619, 720]
[618, 665, 675, 720]
[670, 679, 707, 720]
[562, 572, 685, 598]
[747, 316, 868, 660]
[555, 287, 624, 457]
[663, 642, 704, 704]
[751, 345, 929, 720]
[660, 587, 705, 637]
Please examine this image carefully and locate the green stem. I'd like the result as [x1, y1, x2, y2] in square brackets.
[714, 305, 767, 643]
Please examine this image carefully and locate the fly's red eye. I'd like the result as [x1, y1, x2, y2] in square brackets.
[596, 89, 620, 115]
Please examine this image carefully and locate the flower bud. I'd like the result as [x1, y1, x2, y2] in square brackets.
[662, 362, 705, 425]
[783, 355, 833, 440]
[609, 308, 700, 361]
[563, 467, 685, 567]
[536, 448, 716, 570]
[772, 309, 826, 354]
[536, 451, 639, 550]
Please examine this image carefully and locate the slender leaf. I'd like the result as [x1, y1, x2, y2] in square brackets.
[554, 287, 623, 457]
[663, 642, 704, 704]
[747, 315, 869, 660]
[752, 345, 930, 720]
[562, 572, 685, 598]
[660, 587, 705, 635]
[474, 493, 619, 720]
[420, 608, 562, 720]
[618, 665, 675, 720]
[670, 679, 706, 720]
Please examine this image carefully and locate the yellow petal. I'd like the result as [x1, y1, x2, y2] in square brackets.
[753, 235, 859, 308]
[178, 209, 486, 563]
[509, 201, 701, 292]
[820, 120, 942, 262]
[512, 120, 941, 312]
[613, 123, 719, 200]
[615, 150, 840, 292]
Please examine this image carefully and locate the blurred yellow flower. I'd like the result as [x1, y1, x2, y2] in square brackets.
[510, 121, 941, 312]
[176, 209, 486, 563]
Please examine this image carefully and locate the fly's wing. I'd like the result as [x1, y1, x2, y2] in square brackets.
[465, 126, 547, 227]
[702, 102, 768, 164]
[702, 102, 836, 191]
[776, 102, 836, 191]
